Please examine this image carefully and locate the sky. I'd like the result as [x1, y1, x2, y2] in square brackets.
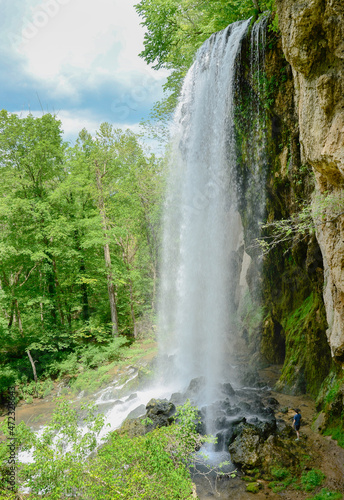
[0, 0, 168, 143]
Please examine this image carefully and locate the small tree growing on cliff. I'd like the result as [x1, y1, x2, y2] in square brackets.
[255, 190, 344, 254]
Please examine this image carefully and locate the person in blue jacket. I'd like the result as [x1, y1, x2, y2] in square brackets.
[293, 408, 301, 440]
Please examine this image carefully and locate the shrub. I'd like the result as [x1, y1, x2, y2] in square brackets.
[268, 466, 293, 492]
[301, 469, 325, 492]
[308, 488, 343, 500]
[271, 467, 290, 480]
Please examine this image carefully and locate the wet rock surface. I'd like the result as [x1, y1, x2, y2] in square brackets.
[145, 398, 176, 431]
[195, 367, 344, 499]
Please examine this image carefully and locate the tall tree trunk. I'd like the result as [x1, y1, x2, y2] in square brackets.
[74, 230, 90, 322]
[52, 259, 65, 326]
[104, 242, 119, 336]
[45, 255, 57, 324]
[252, 0, 260, 11]
[39, 270, 44, 329]
[128, 277, 137, 338]
[26, 349, 38, 383]
[15, 300, 38, 382]
[8, 300, 15, 328]
[80, 259, 90, 321]
[95, 162, 119, 336]
[65, 299, 72, 330]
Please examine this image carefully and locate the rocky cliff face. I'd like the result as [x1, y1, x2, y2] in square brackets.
[276, 0, 344, 364]
[235, 25, 333, 397]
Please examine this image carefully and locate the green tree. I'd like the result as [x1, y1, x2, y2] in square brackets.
[61, 125, 164, 337]
[0, 110, 67, 382]
[0, 112, 163, 393]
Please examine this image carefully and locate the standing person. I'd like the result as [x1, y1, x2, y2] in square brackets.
[293, 408, 301, 440]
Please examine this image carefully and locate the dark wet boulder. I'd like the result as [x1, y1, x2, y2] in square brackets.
[228, 415, 298, 473]
[257, 418, 277, 438]
[145, 399, 176, 431]
[214, 414, 227, 429]
[229, 425, 262, 468]
[266, 396, 279, 408]
[225, 405, 242, 416]
[126, 404, 146, 421]
[184, 376, 206, 400]
[169, 392, 185, 407]
[215, 431, 225, 451]
[238, 401, 251, 413]
[222, 382, 235, 396]
[220, 398, 232, 413]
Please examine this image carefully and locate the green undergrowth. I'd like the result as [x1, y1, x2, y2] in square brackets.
[307, 489, 343, 500]
[301, 470, 326, 492]
[0, 398, 200, 499]
[1, 338, 158, 407]
[316, 369, 344, 448]
[267, 467, 330, 495]
[60, 338, 157, 396]
[323, 425, 344, 449]
[268, 466, 295, 492]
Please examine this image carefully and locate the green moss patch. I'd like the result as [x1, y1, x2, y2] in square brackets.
[276, 293, 331, 396]
[246, 482, 262, 493]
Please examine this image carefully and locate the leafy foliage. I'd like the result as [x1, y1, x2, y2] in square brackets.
[268, 467, 294, 492]
[0, 400, 202, 498]
[256, 190, 344, 255]
[301, 470, 326, 492]
[308, 489, 343, 500]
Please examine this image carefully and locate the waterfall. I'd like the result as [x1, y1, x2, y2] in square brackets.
[19, 18, 271, 485]
[158, 19, 252, 425]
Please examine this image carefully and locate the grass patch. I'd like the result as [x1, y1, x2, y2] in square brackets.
[118, 342, 157, 367]
[70, 339, 158, 395]
[17, 379, 54, 402]
[268, 467, 294, 492]
[268, 467, 327, 495]
[307, 489, 343, 500]
[70, 361, 118, 394]
[301, 469, 325, 492]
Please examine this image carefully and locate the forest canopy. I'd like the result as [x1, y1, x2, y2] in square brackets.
[0, 110, 163, 392]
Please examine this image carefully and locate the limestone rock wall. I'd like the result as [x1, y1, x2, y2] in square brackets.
[234, 29, 332, 396]
[276, 0, 344, 364]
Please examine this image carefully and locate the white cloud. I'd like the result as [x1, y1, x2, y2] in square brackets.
[10, 0, 167, 97]
[1, 0, 169, 144]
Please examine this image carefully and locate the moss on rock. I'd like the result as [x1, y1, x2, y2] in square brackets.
[246, 482, 261, 493]
[275, 294, 331, 396]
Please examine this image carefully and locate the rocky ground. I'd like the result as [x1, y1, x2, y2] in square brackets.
[228, 365, 344, 500]
[121, 363, 344, 499]
[190, 365, 344, 499]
